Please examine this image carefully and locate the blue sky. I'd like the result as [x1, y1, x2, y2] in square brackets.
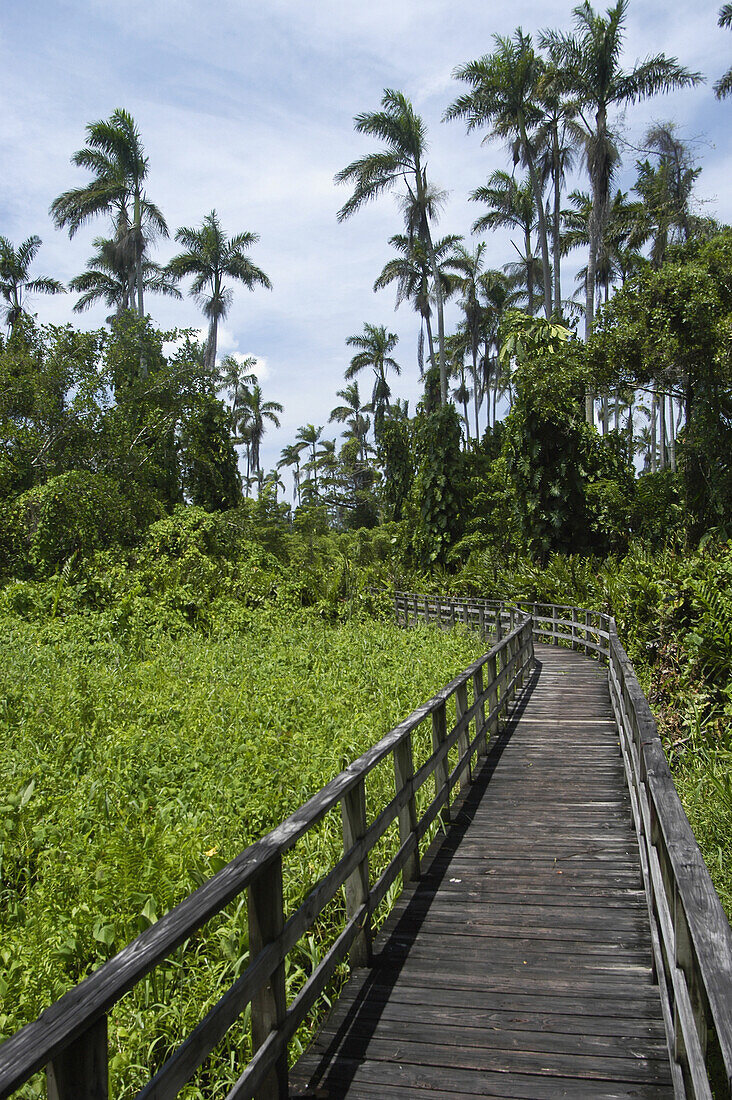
[2, 0, 730, 487]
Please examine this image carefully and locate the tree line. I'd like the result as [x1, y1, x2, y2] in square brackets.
[1, 0, 730, 574]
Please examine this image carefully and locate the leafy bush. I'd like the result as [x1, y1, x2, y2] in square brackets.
[15, 471, 134, 574]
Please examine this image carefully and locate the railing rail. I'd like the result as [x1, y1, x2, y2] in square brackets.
[0, 609, 534, 1100]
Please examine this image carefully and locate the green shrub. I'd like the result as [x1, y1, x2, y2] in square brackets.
[15, 472, 134, 574]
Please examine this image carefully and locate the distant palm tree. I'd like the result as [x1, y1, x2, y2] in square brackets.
[0, 235, 64, 333]
[715, 4, 732, 98]
[450, 241, 490, 439]
[278, 442, 307, 506]
[345, 323, 401, 434]
[69, 236, 181, 319]
[239, 383, 282, 476]
[374, 232, 461, 376]
[219, 354, 257, 431]
[330, 381, 371, 463]
[472, 172, 540, 315]
[336, 89, 450, 403]
[541, 0, 702, 419]
[167, 210, 271, 372]
[50, 108, 167, 323]
[296, 424, 324, 499]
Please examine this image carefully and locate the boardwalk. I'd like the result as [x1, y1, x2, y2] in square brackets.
[291, 644, 673, 1099]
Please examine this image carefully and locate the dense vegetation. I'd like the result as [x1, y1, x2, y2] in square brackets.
[1, 0, 731, 1095]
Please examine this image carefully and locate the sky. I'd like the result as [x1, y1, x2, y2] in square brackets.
[1, 0, 730, 490]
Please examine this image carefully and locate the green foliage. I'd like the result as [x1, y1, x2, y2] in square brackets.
[631, 470, 684, 546]
[14, 472, 134, 575]
[0, 562, 481, 1095]
[411, 403, 464, 566]
[178, 394, 241, 511]
[375, 412, 413, 521]
[592, 229, 732, 538]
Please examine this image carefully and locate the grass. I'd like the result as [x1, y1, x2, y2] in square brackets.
[0, 601, 482, 1097]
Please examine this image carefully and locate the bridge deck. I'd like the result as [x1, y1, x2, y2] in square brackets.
[290, 645, 674, 1099]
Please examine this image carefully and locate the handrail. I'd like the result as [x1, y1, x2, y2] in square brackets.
[0, 611, 535, 1100]
[608, 619, 732, 1100]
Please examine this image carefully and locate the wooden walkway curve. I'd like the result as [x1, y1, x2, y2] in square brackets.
[290, 644, 673, 1099]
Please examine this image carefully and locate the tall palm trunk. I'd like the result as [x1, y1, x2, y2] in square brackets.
[667, 393, 677, 472]
[650, 388, 657, 474]
[415, 171, 447, 403]
[524, 228, 534, 316]
[658, 388, 667, 471]
[472, 344, 480, 441]
[206, 315, 219, 372]
[626, 395, 634, 463]
[520, 118, 552, 319]
[552, 123, 562, 316]
[424, 312, 436, 376]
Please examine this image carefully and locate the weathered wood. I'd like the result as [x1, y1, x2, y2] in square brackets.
[341, 779, 371, 968]
[393, 733, 420, 884]
[455, 681, 471, 790]
[247, 855, 287, 1100]
[473, 665, 487, 759]
[47, 1017, 108, 1100]
[431, 700, 450, 825]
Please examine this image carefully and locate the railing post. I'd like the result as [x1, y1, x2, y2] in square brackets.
[495, 608, 503, 643]
[47, 1017, 108, 1100]
[455, 681, 471, 790]
[450, 600, 456, 630]
[478, 604, 486, 641]
[248, 854, 287, 1100]
[674, 886, 708, 1076]
[585, 609, 592, 656]
[412, 593, 418, 626]
[473, 665, 487, 760]
[393, 733, 420, 884]
[424, 595, 430, 625]
[486, 653, 499, 738]
[552, 605, 558, 645]
[571, 607, 578, 650]
[463, 601, 469, 628]
[341, 779, 372, 968]
[431, 701, 450, 825]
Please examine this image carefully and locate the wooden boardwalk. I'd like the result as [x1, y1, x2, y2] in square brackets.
[290, 644, 674, 1099]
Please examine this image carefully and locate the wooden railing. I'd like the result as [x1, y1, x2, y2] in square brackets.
[0, 612, 534, 1100]
[608, 619, 732, 1100]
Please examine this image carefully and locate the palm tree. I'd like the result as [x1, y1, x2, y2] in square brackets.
[632, 124, 701, 263]
[219, 354, 257, 431]
[68, 236, 181, 319]
[374, 232, 461, 376]
[296, 424, 324, 500]
[450, 242, 491, 439]
[278, 442, 306, 506]
[335, 89, 450, 403]
[479, 270, 521, 427]
[167, 210, 271, 372]
[0, 235, 64, 333]
[239, 383, 283, 478]
[534, 78, 580, 315]
[472, 171, 540, 315]
[50, 109, 167, 323]
[715, 4, 732, 98]
[345, 323, 401, 433]
[447, 30, 553, 320]
[541, 0, 702, 420]
[329, 381, 372, 463]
